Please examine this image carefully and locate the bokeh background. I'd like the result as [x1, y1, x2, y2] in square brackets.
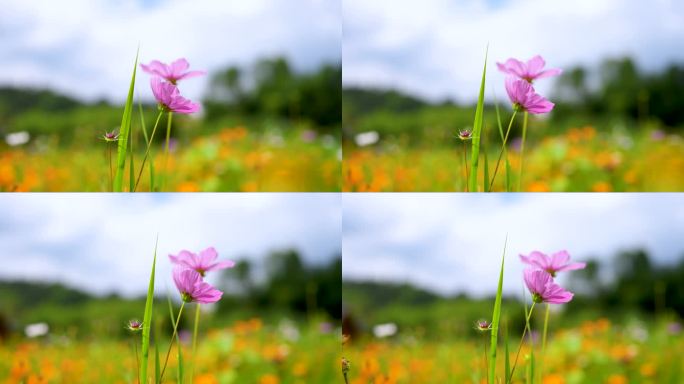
[0, 193, 342, 382]
[342, 193, 684, 382]
[0, 0, 341, 191]
[343, 0, 684, 192]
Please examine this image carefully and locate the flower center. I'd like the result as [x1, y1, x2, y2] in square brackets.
[181, 292, 193, 303]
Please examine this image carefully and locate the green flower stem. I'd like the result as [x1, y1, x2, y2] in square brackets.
[517, 111, 529, 191]
[133, 340, 140, 384]
[133, 110, 164, 192]
[160, 301, 185, 382]
[108, 143, 114, 192]
[163, 111, 173, 191]
[463, 141, 469, 192]
[190, 303, 201, 384]
[540, 303, 551, 382]
[508, 301, 536, 383]
[489, 108, 518, 191]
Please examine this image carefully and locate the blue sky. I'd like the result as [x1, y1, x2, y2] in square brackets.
[0, 0, 340, 103]
[342, 193, 684, 297]
[0, 193, 341, 297]
[343, 0, 684, 102]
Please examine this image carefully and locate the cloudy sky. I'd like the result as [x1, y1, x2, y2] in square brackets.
[0, 193, 341, 297]
[0, 0, 340, 102]
[343, 193, 684, 297]
[344, 0, 684, 102]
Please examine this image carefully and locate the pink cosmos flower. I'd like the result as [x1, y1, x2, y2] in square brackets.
[140, 58, 206, 84]
[497, 55, 562, 83]
[150, 77, 200, 114]
[520, 250, 586, 277]
[172, 267, 223, 304]
[524, 269, 573, 304]
[505, 77, 554, 114]
[169, 247, 235, 277]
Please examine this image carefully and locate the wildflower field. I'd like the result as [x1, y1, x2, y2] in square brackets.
[0, 125, 340, 192]
[1, 318, 339, 384]
[343, 126, 684, 192]
[343, 317, 684, 384]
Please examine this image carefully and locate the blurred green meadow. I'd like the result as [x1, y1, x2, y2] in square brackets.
[0, 58, 341, 192]
[0, 250, 342, 383]
[343, 58, 684, 192]
[343, 249, 684, 383]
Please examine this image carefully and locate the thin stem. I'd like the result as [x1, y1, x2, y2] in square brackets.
[134, 110, 164, 192]
[160, 301, 185, 382]
[483, 339, 489, 383]
[540, 303, 551, 382]
[163, 111, 173, 191]
[463, 141, 469, 192]
[190, 303, 201, 384]
[108, 144, 113, 192]
[517, 111, 529, 191]
[133, 340, 140, 384]
[343, 372, 349, 384]
[489, 109, 518, 191]
[509, 301, 536, 383]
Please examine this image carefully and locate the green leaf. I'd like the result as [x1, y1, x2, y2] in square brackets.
[468, 46, 488, 192]
[114, 50, 139, 192]
[489, 235, 507, 384]
[140, 236, 157, 384]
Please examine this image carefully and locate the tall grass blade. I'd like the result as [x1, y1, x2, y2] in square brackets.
[488, 235, 507, 384]
[114, 49, 139, 192]
[140, 236, 157, 384]
[468, 46, 488, 192]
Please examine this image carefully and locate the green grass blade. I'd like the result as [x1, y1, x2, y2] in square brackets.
[155, 343, 161, 384]
[140, 236, 157, 384]
[488, 235, 507, 384]
[114, 49, 139, 192]
[468, 46, 488, 192]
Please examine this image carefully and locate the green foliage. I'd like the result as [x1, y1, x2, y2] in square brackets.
[204, 57, 341, 130]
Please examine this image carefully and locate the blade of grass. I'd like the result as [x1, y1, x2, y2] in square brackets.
[114, 49, 139, 192]
[488, 235, 507, 384]
[140, 236, 157, 384]
[468, 45, 488, 192]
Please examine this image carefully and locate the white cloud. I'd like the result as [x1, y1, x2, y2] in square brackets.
[0, 193, 341, 296]
[0, 0, 341, 102]
[343, 0, 684, 102]
[342, 193, 684, 297]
